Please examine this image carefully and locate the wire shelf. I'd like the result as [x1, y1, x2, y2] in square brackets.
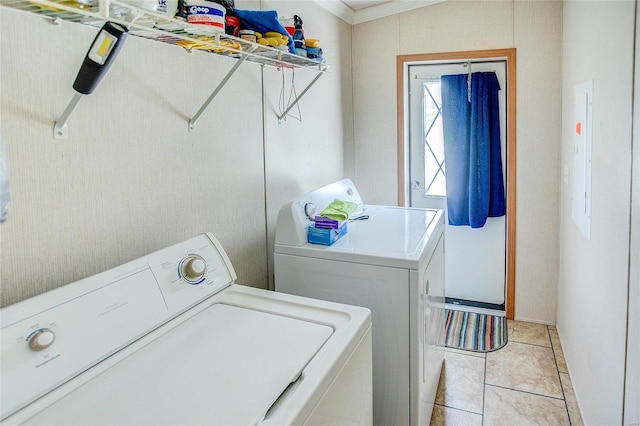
[0, 0, 329, 72]
[1, 0, 329, 133]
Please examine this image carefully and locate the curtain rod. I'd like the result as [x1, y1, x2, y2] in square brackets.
[412, 59, 505, 80]
[409, 59, 506, 67]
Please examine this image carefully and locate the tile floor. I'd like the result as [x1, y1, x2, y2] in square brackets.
[430, 320, 584, 426]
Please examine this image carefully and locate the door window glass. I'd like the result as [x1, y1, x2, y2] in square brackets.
[422, 80, 446, 197]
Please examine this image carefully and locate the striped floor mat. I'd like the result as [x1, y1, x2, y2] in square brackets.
[444, 309, 508, 353]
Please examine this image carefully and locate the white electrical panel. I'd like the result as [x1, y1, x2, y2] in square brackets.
[572, 80, 593, 241]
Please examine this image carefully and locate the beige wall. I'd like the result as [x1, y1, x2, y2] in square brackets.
[0, 2, 352, 306]
[261, 0, 354, 289]
[351, 0, 563, 324]
[626, 5, 640, 417]
[558, 1, 634, 424]
[626, 3, 640, 420]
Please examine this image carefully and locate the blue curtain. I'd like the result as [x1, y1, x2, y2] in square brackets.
[441, 71, 506, 228]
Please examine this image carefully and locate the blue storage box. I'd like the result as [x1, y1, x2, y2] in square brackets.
[307, 222, 347, 245]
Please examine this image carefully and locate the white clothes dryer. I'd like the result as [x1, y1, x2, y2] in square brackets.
[274, 179, 446, 426]
[1, 233, 372, 426]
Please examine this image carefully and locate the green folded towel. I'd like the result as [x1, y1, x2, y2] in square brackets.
[320, 199, 358, 221]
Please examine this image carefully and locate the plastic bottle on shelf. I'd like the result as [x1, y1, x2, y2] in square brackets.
[292, 14, 306, 56]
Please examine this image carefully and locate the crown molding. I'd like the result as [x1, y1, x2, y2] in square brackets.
[311, 0, 447, 25]
[311, 0, 356, 24]
[352, 0, 446, 24]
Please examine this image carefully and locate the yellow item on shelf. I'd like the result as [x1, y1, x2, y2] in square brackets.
[176, 36, 242, 53]
[212, 39, 242, 53]
[261, 36, 287, 46]
[31, 0, 92, 11]
[264, 31, 287, 39]
[255, 32, 262, 38]
[305, 39, 320, 48]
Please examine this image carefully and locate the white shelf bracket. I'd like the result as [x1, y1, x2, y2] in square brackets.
[53, 92, 84, 140]
[189, 45, 258, 131]
[277, 65, 327, 124]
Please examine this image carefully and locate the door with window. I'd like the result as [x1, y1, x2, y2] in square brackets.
[408, 60, 508, 309]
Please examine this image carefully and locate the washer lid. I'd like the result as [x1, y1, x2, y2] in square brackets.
[24, 304, 333, 426]
[276, 206, 443, 269]
[338, 206, 437, 255]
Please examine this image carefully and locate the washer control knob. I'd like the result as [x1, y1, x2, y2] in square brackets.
[181, 255, 207, 283]
[28, 328, 55, 351]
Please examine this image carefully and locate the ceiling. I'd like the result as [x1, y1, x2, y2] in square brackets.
[311, 0, 446, 25]
[341, 0, 394, 11]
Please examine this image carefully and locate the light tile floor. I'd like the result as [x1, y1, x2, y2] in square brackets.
[430, 320, 584, 426]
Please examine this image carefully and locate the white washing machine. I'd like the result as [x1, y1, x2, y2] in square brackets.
[274, 179, 446, 426]
[1, 233, 373, 426]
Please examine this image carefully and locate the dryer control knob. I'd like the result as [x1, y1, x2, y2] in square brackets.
[28, 328, 56, 351]
[181, 255, 207, 283]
